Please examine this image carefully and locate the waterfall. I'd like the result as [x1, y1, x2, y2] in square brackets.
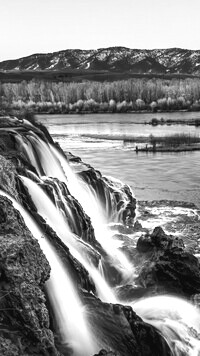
[6, 126, 200, 355]
[16, 131, 135, 280]
[69, 245, 117, 304]
[20, 175, 116, 303]
[50, 145, 135, 281]
[98, 259, 105, 279]
[15, 134, 44, 176]
[103, 175, 135, 223]
[0, 190, 97, 356]
[133, 296, 200, 356]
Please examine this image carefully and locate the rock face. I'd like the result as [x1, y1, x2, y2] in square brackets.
[3, 116, 200, 356]
[0, 156, 19, 200]
[136, 226, 200, 297]
[0, 196, 60, 355]
[84, 293, 172, 356]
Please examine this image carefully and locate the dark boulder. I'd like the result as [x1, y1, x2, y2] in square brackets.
[93, 351, 117, 356]
[84, 293, 172, 356]
[137, 226, 184, 253]
[136, 227, 200, 296]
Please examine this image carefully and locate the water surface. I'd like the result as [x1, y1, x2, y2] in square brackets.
[37, 113, 200, 207]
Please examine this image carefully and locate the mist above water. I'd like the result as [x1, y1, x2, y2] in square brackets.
[133, 296, 200, 356]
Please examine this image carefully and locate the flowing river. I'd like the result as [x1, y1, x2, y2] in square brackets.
[36, 112, 200, 207]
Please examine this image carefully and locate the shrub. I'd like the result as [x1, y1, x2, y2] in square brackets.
[109, 99, 116, 112]
[149, 133, 200, 147]
[151, 118, 159, 126]
[150, 101, 158, 112]
[136, 98, 146, 110]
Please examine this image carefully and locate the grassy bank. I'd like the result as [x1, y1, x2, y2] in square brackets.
[148, 117, 200, 126]
[134, 133, 200, 152]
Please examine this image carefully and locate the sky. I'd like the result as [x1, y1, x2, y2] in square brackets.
[1, 0, 200, 62]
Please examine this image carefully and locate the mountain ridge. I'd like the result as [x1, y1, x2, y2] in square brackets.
[1, 46, 200, 75]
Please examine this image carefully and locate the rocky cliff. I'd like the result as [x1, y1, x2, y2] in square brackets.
[0, 194, 59, 355]
[1, 115, 200, 355]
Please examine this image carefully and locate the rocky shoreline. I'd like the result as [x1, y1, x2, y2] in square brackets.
[0, 116, 200, 355]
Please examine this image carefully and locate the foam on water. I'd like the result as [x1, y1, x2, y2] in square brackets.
[133, 296, 200, 356]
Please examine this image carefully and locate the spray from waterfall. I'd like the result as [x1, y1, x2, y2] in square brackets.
[0, 190, 97, 356]
[133, 295, 200, 356]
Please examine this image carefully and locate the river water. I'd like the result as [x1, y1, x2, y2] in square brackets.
[37, 112, 200, 207]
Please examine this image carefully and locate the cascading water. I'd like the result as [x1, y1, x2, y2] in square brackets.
[132, 296, 200, 356]
[20, 175, 116, 303]
[16, 132, 134, 280]
[15, 134, 44, 176]
[103, 174, 135, 222]
[43, 177, 75, 226]
[50, 144, 134, 280]
[0, 190, 97, 356]
[6, 125, 200, 355]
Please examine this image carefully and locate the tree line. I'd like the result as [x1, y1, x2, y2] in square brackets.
[1, 77, 200, 113]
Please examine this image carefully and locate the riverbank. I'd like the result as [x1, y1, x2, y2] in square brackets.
[127, 133, 200, 152]
[147, 117, 200, 126]
[135, 144, 200, 152]
[1, 107, 200, 118]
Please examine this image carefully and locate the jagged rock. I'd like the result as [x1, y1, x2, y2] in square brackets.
[84, 293, 172, 356]
[136, 234, 154, 253]
[0, 196, 61, 355]
[0, 157, 19, 201]
[137, 200, 200, 254]
[137, 226, 185, 252]
[136, 227, 200, 296]
[93, 350, 117, 356]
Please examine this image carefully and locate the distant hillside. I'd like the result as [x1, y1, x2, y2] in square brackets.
[1, 47, 200, 75]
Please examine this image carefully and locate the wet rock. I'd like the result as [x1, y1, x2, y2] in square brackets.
[84, 293, 172, 356]
[0, 157, 19, 201]
[93, 350, 117, 356]
[116, 285, 150, 302]
[136, 227, 200, 297]
[137, 200, 200, 254]
[137, 234, 154, 253]
[137, 226, 185, 252]
[0, 196, 60, 355]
